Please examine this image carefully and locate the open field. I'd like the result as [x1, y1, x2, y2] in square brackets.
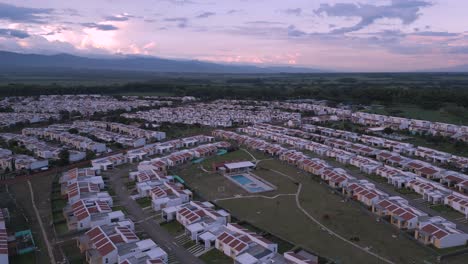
[173, 149, 468, 264]
[369, 104, 468, 125]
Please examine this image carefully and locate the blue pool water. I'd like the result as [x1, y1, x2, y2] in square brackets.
[247, 187, 265, 193]
[230, 174, 271, 193]
[231, 175, 253, 185]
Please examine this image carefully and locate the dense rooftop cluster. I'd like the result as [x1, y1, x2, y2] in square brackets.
[122, 102, 301, 127]
[0, 95, 171, 115]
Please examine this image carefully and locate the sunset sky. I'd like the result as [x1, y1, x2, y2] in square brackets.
[0, 0, 467, 71]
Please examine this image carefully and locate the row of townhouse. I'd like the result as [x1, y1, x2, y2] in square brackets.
[0, 147, 48, 171]
[254, 123, 468, 195]
[91, 135, 218, 171]
[0, 133, 85, 162]
[73, 121, 166, 141]
[121, 102, 301, 128]
[272, 101, 352, 118]
[71, 123, 147, 148]
[0, 112, 60, 128]
[1, 95, 164, 116]
[57, 167, 169, 264]
[243, 124, 468, 217]
[350, 112, 468, 142]
[78, 221, 168, 264]
[262, 99, 468, 142]
[215, 130, 468, 249]
[23, 127, 107, 153]
[302, 124, 468, 171]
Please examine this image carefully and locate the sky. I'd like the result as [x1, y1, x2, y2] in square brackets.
[0, 0, 467, 71]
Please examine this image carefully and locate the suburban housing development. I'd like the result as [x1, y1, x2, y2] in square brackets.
[1, 96, 468, 264]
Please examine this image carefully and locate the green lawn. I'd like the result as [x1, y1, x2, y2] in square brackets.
[200, 149, 256, 167]
[428, 204, 464, 219]
[394, 188, 420, 197]
[10, 252, 36, 264]
[135, 197, 152, 208]
[54, 222, 69, 235]
[199, 249, 232, 264]
[160, 221, 185, 235]
[61, 240, 85, 264]
[52, 211, 65, 223]
[111, 206, 128, 215]
[51, 199, 67, 211]
[405, 136, 468, 157]
[182, 150, 440, 264]
[364, 173, 389, 183]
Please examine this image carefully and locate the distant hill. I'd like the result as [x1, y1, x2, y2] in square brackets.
[423, 64, 468, 73]
[0, 50, 326, 74]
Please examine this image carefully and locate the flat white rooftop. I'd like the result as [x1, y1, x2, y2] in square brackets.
[224, 161, 255, 170]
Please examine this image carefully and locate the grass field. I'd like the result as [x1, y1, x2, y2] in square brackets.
[174, 149, 454, 264]
[369, 104, 468, 125]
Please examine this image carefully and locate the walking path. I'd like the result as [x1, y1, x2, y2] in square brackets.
[214, 167, 396, 264]
[294, 184, 395, 264]
[241, 148, 258, 161]
[28, 180, 56, 264]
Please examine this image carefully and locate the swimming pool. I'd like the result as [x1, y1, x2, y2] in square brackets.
[231, 174, 253, 185]
[228, 174, 274, 193]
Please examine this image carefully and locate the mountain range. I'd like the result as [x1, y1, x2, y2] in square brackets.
[0, 50, 325, 74]
[1, 51, 467, 73]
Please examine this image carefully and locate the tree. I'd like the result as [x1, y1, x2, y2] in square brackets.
[383, 127, 394, 134]
[86, 150, 96, 160]
[58, 149, 70, 165]
[68, 128, 79, 134]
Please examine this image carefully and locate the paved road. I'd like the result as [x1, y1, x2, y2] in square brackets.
[108, 170, 204, 264]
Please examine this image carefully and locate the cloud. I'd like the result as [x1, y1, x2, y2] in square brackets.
[227, 9, 242, 15]
[104, 13, 139, 22]
[448, 46, 468, 54]
[196, 12, 215, 19]
[282, 8, 302, 16]
[0, 28, 30, 39]
[315, 0, 432, 34]
[287, 25, 306, 37]
[160, 0, 196, 5]
[81, 23, 119, 31]
[0, 2, 53, 23]
[62, 8, 81, 17]
[413, 31, 459, 37]
[245, 21, 285, 26]
[164, 17, 188, 28]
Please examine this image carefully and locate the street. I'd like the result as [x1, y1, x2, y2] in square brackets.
[107, 168, 204, 264]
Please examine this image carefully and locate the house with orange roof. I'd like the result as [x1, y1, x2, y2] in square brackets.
[372, 197, 427, 230]
[216, 223, 280, 264]
[415, 217, 468, 248]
